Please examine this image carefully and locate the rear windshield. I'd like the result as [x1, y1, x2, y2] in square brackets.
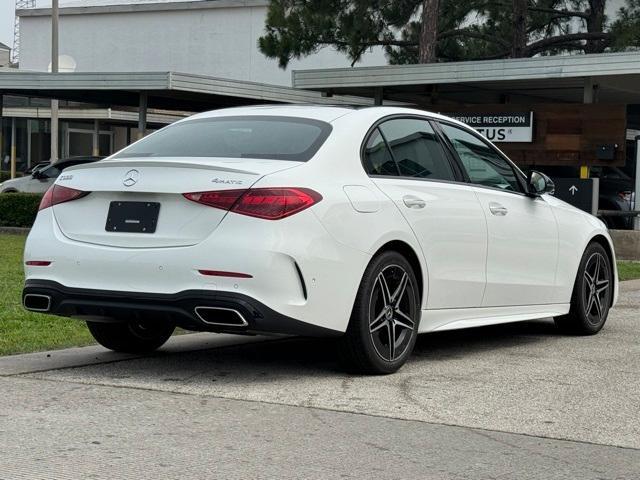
[113, 116, 332, 162]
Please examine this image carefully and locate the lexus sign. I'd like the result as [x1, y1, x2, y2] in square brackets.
[445, 112, 534, 143]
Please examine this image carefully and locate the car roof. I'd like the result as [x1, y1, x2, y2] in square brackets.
[185, 105, 470, 128]
[52, 156, 104, 167]
[187, 105, 357, 123]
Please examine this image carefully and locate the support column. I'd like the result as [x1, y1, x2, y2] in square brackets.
[583, 77, 595, 104]
[138, 93, 148, 140]
[10, 117, 16, 179]
[635, 137, 640, 230]
[581, 77, 598, 179]
[50, 0, 59, 162]
[92, 119, 100, 156]
[27, 120, 32, 169]
[374, 87, 384, 106]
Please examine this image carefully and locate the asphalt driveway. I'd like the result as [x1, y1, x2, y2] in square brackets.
[1, 281, 639, 479]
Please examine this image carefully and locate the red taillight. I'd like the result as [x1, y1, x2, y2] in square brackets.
[183, 190, 246, 210]
[183, 187, 322, 220]
[39, 185, 89, 211]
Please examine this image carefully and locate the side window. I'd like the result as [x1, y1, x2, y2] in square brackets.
[363, 128, 398, 176]
[42, 166, 61, 178]
[440, 123, 521, 192]
[379, 119, 455, 181]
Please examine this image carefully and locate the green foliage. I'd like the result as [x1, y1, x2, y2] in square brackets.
[0, 193, 42, 228]
[617, 261, 640, 281]
[259, 0, 640, 66]
[610, 0, 640, 51]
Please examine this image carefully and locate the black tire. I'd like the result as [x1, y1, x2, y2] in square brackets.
[339, 250, 420, 374]
[554, 242, 613, 335]
[87, 318, 176, 353]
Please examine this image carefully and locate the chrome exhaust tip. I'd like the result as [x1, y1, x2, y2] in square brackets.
[23, 294, 52, 312]
[194, 306, 248, 327]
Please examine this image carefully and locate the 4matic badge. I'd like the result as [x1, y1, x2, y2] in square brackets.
[211, 178, 243, 185]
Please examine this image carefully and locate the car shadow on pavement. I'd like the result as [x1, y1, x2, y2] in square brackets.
[141, 318, 561, 376]
[42, 319, 562, 383]
[412, 318, 559, 361]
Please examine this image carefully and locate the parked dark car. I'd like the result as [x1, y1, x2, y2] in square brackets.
[591, 166, 634, 229]
[0, 156, 103, 194]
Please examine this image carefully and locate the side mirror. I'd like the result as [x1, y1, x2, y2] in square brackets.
[527, 171, 555, 196]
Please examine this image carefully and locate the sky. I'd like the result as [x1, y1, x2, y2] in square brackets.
[1, 0, 16, 49]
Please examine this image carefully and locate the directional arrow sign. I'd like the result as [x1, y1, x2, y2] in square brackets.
[550, 178, 597, 215]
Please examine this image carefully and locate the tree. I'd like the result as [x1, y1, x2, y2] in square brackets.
[258, 0, 640, 66]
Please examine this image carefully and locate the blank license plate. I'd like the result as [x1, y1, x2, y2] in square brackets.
[105, 201, 160, 234]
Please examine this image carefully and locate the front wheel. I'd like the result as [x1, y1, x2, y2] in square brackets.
[555, 242, 613, 335]
[87, 318, 176, 353]
[339, 251, 420, 374]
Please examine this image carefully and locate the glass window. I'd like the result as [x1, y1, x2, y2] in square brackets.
[379, 119, 455, 181]
[363, 128, 398, 176]
[113, 116, 332, 162]
[40, 165, 61, 178]
[440, 123, 521, 192]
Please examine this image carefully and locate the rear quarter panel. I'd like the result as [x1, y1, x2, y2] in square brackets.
[254, 109, 429, 308]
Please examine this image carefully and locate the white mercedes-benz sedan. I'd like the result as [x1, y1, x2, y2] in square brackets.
[23, 106, 618, 374]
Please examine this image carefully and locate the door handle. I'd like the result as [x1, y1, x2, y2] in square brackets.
[403, 195, 426, 209]
[489, 202, 508, 216]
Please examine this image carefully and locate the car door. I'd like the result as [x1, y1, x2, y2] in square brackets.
[364, 117, 487, 309]
[438, 122, 559, 307]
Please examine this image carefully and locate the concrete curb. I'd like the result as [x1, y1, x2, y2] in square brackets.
[610, 229, 640, 261]
[0, 332, 268, 375]
[620, 278, 640, 292]
[0, 227, 30, 235]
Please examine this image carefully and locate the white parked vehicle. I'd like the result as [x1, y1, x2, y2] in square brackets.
[23, 106, 617, 374]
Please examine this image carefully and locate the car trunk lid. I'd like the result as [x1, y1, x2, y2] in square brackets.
[51, 157, 301, 248]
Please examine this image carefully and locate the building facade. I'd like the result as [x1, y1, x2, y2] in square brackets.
[0, 43, 10, 67]
[17, 0, 387, 85]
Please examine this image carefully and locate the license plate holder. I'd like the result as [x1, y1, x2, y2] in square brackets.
[105, 201, 160, 233]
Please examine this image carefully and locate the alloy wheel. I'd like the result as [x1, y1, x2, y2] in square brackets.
[582, 252, 610, 325]
[368, 264, 417, 362]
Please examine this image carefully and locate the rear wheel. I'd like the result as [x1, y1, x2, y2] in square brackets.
[87, 318, 175, 353]
[555, 242, 613, 335]
[339, 251, 420, 374]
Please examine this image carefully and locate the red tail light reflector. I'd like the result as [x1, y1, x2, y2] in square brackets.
[198, 270, 253, 278]
[39, 185, 89, 211]
[25, 261, 51, 266]
[183, 187, 322, 220]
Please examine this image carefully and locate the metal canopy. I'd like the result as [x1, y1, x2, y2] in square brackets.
[0, 70, 369, 111]
[292, 52, 640, 104]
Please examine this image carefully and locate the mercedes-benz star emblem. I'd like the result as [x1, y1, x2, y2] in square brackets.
[123, 169, 140, 187]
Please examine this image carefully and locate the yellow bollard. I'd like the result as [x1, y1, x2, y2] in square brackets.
[579, 165, 589, 179]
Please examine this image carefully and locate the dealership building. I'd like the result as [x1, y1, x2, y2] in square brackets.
[0, 0, 639, 233]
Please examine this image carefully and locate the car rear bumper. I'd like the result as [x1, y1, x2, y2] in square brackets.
[24, 207, 372, 333]
[23, 279, 341, 337]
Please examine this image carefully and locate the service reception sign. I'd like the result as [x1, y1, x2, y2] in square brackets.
[444, 112, 534, 143]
